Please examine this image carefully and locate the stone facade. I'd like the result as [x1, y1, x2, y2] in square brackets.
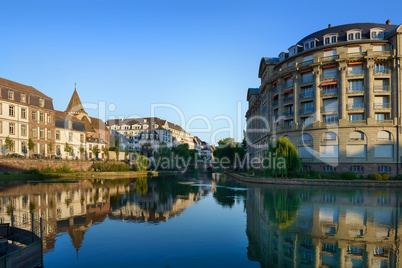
[246, 22, 402, 176]
[0, 159, 93, 173]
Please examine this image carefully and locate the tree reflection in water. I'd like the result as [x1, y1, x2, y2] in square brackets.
[263, 189, 301, 229]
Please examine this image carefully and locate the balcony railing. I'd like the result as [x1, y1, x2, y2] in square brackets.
[272, 87, 278, 94]
[283, 111, 294, 117]
[283, 96, 294, 103]
[374, 103, 391, 109]
[299, 108, 314, 114]
[299, 60, 313, 67]
[374, 68, 391, 75]
[347, 87, 365, 93]
[273, 100, 278, 107]
[321, 106, 338, 112]
[374, 85, 391, 92]
[322, 55, 339, 62]
[347, 69, 365, 76]
[281, 125, 293, 130]
[376, 120, 393, 124]
[373, 51, 391, 57]
[321, 72, 338, 79]
[347, 103, 365, 109]
[322, 88, 338, 95]
[283, 81, 294, 88]
[300, 92, 314, 99]
[300, 76, 314, 83]
[273, 115, 279, 120]
[348, 52, 365, 59]
[349, 120, 365, 125]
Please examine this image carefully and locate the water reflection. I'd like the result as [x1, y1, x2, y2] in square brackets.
[246, 185, 402, 268]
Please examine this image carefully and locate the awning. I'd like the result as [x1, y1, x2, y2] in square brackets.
[322, 81, 338, 86]
[349, 62, 363, 65]
[300, 69, 312, 74]
[283, 74, 292, 79]
[273, 80, 278, 85]
[283, 88, 293, 94]
[322, 64, 337, 69]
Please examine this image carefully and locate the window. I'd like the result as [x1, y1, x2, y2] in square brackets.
[0, 122, 2, 133]
[56, 130, 60, 140]
[300, 133, 312, 143]
[377, 131, 391, 140]
[371, 30, 384, 40]
[322, 165, 336, 172]
[302, 165, 312, 172]
[323, 132, 337, 141]
[331, 36, 337, 43]
[8, 91, 14, 100]
[350, 131, 364, 140]
[304, 42, 309, 50]
[9, 123, 15, 135]
[21, 108, 26, 119]
[348, 33, 354, 40]
[325, 37, 330, 44]
[68, 121, 72, 130]
[40, 112, 44, 122]
[21, 94, 26, 103]
[347, 46, 361, 53]
[350, 166, 364, 173]
[320, 145, 339, 158]
[22, 142, 27, 154]
[47, 129, 51, 139]
[0, 103, 2, 115]
[47, 115, 51, 123]
[298, 146, 313, 158]
[347, 30, 362, 41]
[9, 105, 14, 117]
[32, 111, 36, 120]
[40, 128, 44, 138]
[69, 132, 73, 142]
[322, 67, 338, 79]
[346, 145, 367, 158]
[324, 34, 337, 45]
[348, 80, 364, 92]
[378, 166, 391, 173]
[39, 99, 45, 107]
[33, 127, 37, 138]
[21, 125, 27, 136]
[80, 134, 84, 143]
[349, 114, 363, 121]
[374, 145, 393, 158]
[56, 145, 61, 155]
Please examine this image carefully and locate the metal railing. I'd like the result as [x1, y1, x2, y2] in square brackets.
[321, 106, 338, 112]
[300, 76, 314, 83]
[299, 60, 313, 67]
[376, 120, 393, 124]
[299, 108, 314, 114]
[349, 120, 365, 124]
[347, 103, 365, 109]
[299, 92, 314, 99]
[374, 85, 391, 92]
[347, 87, 365, 93]
[272, 87, 278, 94]
[347, 69, 365, 76]
[374, 69, 391, 75]
[283, 81, 294, 88]
[321, 72, 338, 79]
[283, 111, 294, 117]
[322, 55, 339, 61]
[322, 88, 338, 95]
[273, 101, 278, 107]
[283, 96, 294, 103]
[373, 51, 391, 56]
[374, 103, 391, 109]
[348, 52, 365, 59]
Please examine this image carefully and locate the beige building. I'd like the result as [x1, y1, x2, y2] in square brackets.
[246, 21, 402, 175]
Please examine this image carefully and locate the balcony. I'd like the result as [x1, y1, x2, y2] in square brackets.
[373, 51, 391, 57]
[374, 85, 391, 92]
[347, 52, 365, 60]
[374, 103, 391, 109]
[283, 81, 294, 88]
[347, 103, 365, 110]
[300, 92, 314, 99]
[299, 108, 314, 114]
[273, 100, 279, 107]
[281, 125, 293, 130]
[273, 115, 279, 120]
[272, 87, 279, 94]
[376, 119, 393, 124]
[322, 88, 338, 95]
[299, 60, 313, 67]
[283, 111, 294, 117]
[300, 76, 314, 84]
[322, 55, 339, 62]
[321, 106, 338, 112]
[374, 68, 391, 75]
[347, 87, 365, 93]
[349, 120, 365, 125]
[283, 96, 294, 103]
[347, 69, 365, 76]
[321, 72, 338, 79]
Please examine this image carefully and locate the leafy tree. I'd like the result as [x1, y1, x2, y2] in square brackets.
[125, 147, 129, 160]
[104, 146, 109, 161]
[64, 142, 72, 160]
[136, 155, 148, 171]
[264, 137, 301, 178]
[28, 138, 35, 157]
[48, 142, 53, 154]
[132, 150, 137, 160]
[115, 138, 120, 160]
[92, 146, 99, 160]
[79, 144, 85, 160]
[213, 138, 245, 170]
[218, 137, 236, 147]
[4, 136, 14, 154]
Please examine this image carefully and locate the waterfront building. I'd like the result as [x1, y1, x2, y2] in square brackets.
[0, 78, 55, 156]
[246, 21, 402, 175]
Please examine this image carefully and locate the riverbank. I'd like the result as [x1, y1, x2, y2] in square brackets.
[227, 172, 402, 188]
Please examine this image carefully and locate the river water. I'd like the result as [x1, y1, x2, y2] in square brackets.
[0, 173, 400, 267]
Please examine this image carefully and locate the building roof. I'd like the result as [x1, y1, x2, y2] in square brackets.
[55, 110, 86, 132]
[0, 77, 52, 99]
[65, 89, 87, 115]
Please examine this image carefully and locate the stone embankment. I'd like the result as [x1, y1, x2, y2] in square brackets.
[227, 173, 402, 188]
[0, 159, 93, 173]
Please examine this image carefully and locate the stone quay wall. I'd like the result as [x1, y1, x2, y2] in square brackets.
[0, 159, 94, 173]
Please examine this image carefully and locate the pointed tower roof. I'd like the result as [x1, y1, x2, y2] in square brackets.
[65, 89, 87, 115]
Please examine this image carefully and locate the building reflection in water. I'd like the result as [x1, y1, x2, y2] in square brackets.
[246, 186, 401, 268]
[0, 174, 214, 254]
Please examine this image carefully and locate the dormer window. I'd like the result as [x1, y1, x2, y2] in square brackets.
[347, 29, 362, 41]
[370, 28, 385, 40]
[39, 98, 45, 107]
[324, 34, 338, 45]
[20, 94, 26, 103]
[8, 91, 14, 100]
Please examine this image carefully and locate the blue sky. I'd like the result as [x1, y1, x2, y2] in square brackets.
[1, 0, 402, 144]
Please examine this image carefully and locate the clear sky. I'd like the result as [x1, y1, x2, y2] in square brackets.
[1, 0, 402, 144]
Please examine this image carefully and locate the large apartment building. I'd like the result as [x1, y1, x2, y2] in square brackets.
[246, 21, 402, 175]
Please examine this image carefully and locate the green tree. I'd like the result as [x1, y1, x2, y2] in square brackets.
[115, 138, 120, 160]
[104, 146, 109, 161]
[132, 150, 137, 160]
[136, 155, 148, 171]
[264, 137, 301, 178]
[92, 146, 99, 160]
[4, 136, 14, 154]
[218, 137, 236, 147]
[213, 138, 245, 170]
[48, 141, 53, 155]
[125, 147, 129, 160]
[64, 142, 72, 160]
[79, 144, 85, 160]
[28, 138, 35, 157]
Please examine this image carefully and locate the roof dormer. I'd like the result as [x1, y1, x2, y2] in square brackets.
[323, 33, 338, 45]
[303, 38, 318, 51]
[278, 52, 289, 62]
[370, 28, 385, 39]
[346, 29, 362, 41]
[288, 45, 302, 57]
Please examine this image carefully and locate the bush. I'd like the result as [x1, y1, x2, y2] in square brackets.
[393, 175, 402, 180]
[359, 174, 365, 180]
[382, 173, 390, 180]
[373, 173, 382, 181]
[55, 166, 72, 173]
[300, 170, 322, 179]
[27, 167, 43, 176]
[93, 162, 130, 172]
[340, 172, 357, 180]
[41, 166, 54, 174]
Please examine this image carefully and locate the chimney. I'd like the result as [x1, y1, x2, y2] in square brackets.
[328, 24, 332, 28]
[386, 19, 391, 25]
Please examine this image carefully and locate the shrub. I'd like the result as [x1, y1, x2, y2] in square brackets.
[373, 173, 382, 181]
[382, 173, 390, 180]
[93, 162, 130, 172]
[393, 175, 402, 180]
[41, 166, 54, 174]
[340, 172, 357, 180]
[55, 165, 72, 173]
[359, 174, 365, 180]
[27, 167, 42, 176]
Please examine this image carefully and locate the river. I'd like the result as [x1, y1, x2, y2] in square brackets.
[0, 173, 400, 267]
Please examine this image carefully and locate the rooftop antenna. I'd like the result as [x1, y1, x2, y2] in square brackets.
[74, 82, 77, 90]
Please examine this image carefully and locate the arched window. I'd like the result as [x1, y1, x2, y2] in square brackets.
[300, 133, 312, 143]
[323, 132, 337, 141]
[350, 131, 364, 141]
[377, 131, 391, 140]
